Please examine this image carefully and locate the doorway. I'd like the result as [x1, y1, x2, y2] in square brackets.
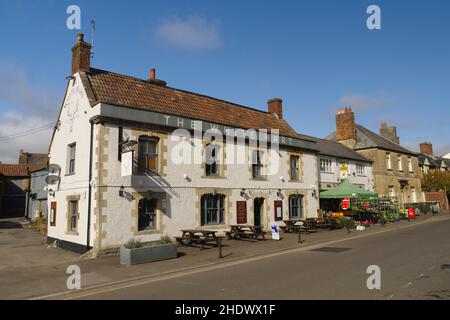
[254, 198, 264, 227]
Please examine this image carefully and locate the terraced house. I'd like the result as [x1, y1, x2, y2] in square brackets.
[327, 108, 424, 206]
[47, 33, 320, 254]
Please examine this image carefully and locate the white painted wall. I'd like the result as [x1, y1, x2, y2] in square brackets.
[98, 123, 320, 249]
[47, 74, 100, 248]
[319, 156, 373, 191]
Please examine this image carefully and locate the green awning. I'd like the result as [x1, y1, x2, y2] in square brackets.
[320, 179, 378, 199]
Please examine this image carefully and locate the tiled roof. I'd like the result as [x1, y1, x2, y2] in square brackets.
[85, 68, 301, 139]
[327, 124, 417, 156]
[299, 134, 372, 163]
[0, 163, 47, 177]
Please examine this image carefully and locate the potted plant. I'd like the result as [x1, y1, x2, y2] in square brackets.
[120, 236, 178, 266]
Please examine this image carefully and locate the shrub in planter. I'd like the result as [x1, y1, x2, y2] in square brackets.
[120, 237, 177, 266]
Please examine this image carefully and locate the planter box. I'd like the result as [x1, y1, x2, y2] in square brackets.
[120, 243, 177, 266]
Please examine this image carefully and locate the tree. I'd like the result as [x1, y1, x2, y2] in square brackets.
[422, 170, 450, 194]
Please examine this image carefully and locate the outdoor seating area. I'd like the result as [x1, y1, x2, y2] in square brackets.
[176, 229, 221, 249]
[225, 225, 267, 242]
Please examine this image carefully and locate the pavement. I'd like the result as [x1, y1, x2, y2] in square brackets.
[0, 214, 449, 300]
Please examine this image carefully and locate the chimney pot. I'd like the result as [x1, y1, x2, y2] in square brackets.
[150, 68, 156, 80]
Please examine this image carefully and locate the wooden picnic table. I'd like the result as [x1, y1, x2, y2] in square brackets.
[226, 225, 266, 241]
[281, 219, 318, 233]
[176, 229, 220, 249]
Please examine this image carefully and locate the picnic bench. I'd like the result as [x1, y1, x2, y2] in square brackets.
[225, 225, 266, 242]
[176, 229, 220, 249]
[280, 219, 318, 233]
[280, 220, 302, 233]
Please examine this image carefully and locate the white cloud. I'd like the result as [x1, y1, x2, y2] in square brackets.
[339, 93, 392, 112]
[156, 16, 221, 50]
[0, 64, 58, 163]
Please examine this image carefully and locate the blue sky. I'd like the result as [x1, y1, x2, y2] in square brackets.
[0, 0, 449, 162]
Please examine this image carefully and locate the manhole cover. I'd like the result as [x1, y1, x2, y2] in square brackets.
[310, 247, 352, 253]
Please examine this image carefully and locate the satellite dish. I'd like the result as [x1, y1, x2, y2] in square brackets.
[45, 175, 60, 185]
[48, 164, 61, 174]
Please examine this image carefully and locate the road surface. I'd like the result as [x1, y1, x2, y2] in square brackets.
[68, 218, 450, 300]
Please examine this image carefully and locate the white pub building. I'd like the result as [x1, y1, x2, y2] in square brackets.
[47, 34, 320, 254]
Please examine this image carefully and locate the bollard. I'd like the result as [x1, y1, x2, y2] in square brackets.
[218, 236, 224, 259]
[298, 229, 302, 244]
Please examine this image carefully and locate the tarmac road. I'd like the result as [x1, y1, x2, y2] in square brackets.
[68, 217, 450, 300]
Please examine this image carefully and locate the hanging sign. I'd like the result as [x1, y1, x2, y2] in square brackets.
[342, 197, 350, 210]
[121, 151, 133, 177]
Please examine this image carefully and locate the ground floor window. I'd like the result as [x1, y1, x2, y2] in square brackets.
[201, 194, 225, 225]
[68, 200, 78, 232]
[289, 195, 304, 219]
[138, 198, 158, 231]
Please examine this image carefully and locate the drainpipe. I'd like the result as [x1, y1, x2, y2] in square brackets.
[86, 121, 94, 252]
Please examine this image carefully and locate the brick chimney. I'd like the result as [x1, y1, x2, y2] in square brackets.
[147, 68, 167, 87]
[71, 33, 92, 75]
[267, 98, 283, 119]
[420, 142, 433, 155]
[379, 121, 400, 144]
[335, 107, 356, 149]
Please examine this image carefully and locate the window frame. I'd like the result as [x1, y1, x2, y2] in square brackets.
[138, 136, 159, 173]
[67, 143, 76, 175]
[397, 154, 403, 172]
[386, 153, 392, 171]
[201, 193, 225, 226]
[68, 200, 78, 232]
[252, 150, 264, 179]
[290, 155, 300, 181]
[408, 157, 414, 173]
[138, 198, 158, 231]
[205, 143, 221, 177]
[320, 157, 333, 173]
[289, 194, 304, 220]
[356, 163, 366, 176]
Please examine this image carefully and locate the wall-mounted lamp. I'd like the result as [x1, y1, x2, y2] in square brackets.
[183, 173, 189, 180]
[119, 185, 125, 197]
[240, 188, 246, 197]
[311, 186, 318, 199]
[277, 189, 282, 198]
[48, 189, 55, 197]
[280, 176, 284, 182]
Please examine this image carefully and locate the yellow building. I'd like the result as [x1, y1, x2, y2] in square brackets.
[327, 108, 424, 206]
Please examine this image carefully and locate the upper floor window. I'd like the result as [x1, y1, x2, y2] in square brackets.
[205, 144, 220, 176]
[386, 153, 392, 170]
[252, 150, 264, 179]
[201, 193, 225, 226]
[290, 155, 300, 181]
[397, 155, 403, 171]
[356, 163, 365, 176]
[320, 157, 333, 173]
[67, 143, 76, 175]
[138, 198, 157, 231]
[138, 136, 158, 173]
[408, 157, 413, 173]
